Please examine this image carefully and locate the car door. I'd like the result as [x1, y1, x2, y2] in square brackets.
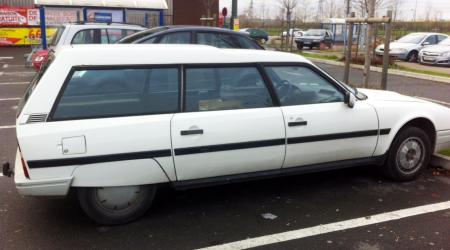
[45, 66, 180, 180]
[171, 65, 286, 181]
[264, 64, 379, 168]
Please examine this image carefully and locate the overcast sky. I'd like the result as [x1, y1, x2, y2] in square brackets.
[219, 0, 450, 20]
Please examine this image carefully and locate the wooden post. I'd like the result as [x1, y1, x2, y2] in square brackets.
[381, 10, 392, 90]
[363, 0, 375, 88]
[343, 12, 355, 84]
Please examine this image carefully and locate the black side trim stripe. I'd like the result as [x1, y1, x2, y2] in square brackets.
[288, 129, 390, 144]
[174, 138, 285, 156]
[27, 129, 391, 168]
[27, 149, 172, 169]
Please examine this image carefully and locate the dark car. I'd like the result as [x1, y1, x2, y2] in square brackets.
[117, 26, 264, 50]
[239, 28, 269, 43]
[294, 29, 334, 50]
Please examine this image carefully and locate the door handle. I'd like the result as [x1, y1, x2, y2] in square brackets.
[180, 129, 204, 136]
[288, 121, 308, 127]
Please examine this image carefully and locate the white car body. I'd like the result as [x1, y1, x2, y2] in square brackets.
[12, 45, 450, 218]
[375, 32, 449, 61]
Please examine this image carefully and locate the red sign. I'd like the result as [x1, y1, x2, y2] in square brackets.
[222, 7, 228, 17]
[0, 8, 28, 26]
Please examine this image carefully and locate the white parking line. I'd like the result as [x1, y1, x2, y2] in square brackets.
[0, 125, 16, 129]
[2, 64, 8, 69]
[415, 96, 450, 106]
[199, 201, 450, 250]
[0, 81, 28, 85]
[0, 57, 13, 60]
[0, 98, 21, 101]
[1, 71, 35, 75]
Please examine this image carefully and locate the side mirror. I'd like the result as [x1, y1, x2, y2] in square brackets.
[422, 41, 430, 46]
[344, 92, 356, 108]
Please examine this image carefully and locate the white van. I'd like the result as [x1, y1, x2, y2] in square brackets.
[7, 44, 450, 225]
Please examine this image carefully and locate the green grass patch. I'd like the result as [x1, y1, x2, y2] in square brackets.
[440, 148, 450, 157]
[296, 51, 340, 61]
[391, 65, 450, 78]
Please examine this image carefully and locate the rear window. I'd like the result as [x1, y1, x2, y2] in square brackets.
[50, 67, 179, 120]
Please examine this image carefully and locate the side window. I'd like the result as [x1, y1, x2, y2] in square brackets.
[71, 29, 96, 44]
[266, 66, 344, 106]
[51, 68, 179, 120]
[424, 35, 437, 44]
[158, 32, 191, 44]
[234, 35, 262, 49]
[185, 67, 273, 112]
[141, 36, 158, 44]
[437, 35, 448, 43]
[196, 32, 239, 48]
[100, 29, 109, 44]
[107, 29, 138, 43]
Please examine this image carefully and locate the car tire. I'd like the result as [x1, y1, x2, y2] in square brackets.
[382, 126, 432, 182]
[77, 185, 156, 225]
[309, 45, 313, 50]
[406, 51, 418, 62]
[296, 43, 303, 50]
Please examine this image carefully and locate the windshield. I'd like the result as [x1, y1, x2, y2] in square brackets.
[397, 33, 426, 44]
[49, 27, 65, 47]
[439, 38, 450, 46]
[304, 29, 325, 36]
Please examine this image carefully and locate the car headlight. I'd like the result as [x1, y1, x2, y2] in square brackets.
[441, 52, 450, 57]
[34, 56, 44, 62]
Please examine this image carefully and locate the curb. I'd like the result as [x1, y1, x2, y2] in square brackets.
[308, 58, 450, 84]
[430, 154, 450, 170]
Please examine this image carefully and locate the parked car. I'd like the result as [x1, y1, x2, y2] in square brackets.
[375, 32, 449, 62]
[282, 28, 303, 37]
[6, 44, 450, 225]
[239, 28, 269, 43]
[118, 26, 264, 50]
[294, 29, 333, 50]
[418, 37, 450, 66]
[31, 22, 145, 70]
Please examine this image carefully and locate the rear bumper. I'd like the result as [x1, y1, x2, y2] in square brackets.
[435, 130, 450, 153]
[14, 150, 72, 196]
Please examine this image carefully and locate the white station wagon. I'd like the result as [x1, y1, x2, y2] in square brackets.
[6, 44, 450, 225]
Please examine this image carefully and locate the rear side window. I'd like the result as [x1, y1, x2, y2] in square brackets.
[234, 35, 263, 49]
[51, 68, 179, 120]
[185, 67, 273, 112]
[158, 32, 191, 44]
[196, 32, 239, 48]
[72, 29, 97, 44]
[107, 29, 139, 43]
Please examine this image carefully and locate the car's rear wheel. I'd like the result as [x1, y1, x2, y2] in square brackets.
[382, 126, 431, 182]
[77, 185, 156, 225]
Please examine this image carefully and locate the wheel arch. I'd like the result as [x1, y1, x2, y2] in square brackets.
[385, 117, 436, 155]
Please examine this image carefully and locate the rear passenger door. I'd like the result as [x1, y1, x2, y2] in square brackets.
[45, 66, 181, 181]
[171, 65, 286, 180]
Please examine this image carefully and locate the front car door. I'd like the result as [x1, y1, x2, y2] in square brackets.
[171, 65, 286, 180]
[264, 64, 379, 168]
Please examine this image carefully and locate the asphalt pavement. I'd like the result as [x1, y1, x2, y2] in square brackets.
[0, 47, 449, 250]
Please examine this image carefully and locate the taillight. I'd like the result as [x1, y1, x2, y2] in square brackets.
[18, 145, 30, 179]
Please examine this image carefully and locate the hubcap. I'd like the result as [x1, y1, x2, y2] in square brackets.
[94, 186, 141, 212]
[396, 137, 425, 174]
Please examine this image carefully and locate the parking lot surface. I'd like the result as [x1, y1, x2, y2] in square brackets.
[1, 47, 449, 250]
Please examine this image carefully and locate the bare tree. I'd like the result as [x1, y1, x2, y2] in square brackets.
[201, 0, 215, 17]
[279, 0, 298, 50]
[424, 3, 433, 21]
[351, 0, 387, 17]
[296, 0, 312, 22]
[388, 0, 403, 21]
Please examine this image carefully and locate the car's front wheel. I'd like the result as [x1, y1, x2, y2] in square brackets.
[406, 51, 418, 62]
[382, 126, 432, 182]
[77, 185, 156, 225]
[296, 43, 303, 50]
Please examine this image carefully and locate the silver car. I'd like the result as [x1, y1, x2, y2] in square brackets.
[419, 38, 450, 66]
[375, 32, 448, 62]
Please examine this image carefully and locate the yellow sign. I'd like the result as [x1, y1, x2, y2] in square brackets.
[233, 18, 240, 31]
[0, 27, 56, 46]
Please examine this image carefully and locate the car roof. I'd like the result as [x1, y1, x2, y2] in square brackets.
[406, 32, 448, 36]
[56, 44, 310, 65]
[63, 22, 145, 29]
